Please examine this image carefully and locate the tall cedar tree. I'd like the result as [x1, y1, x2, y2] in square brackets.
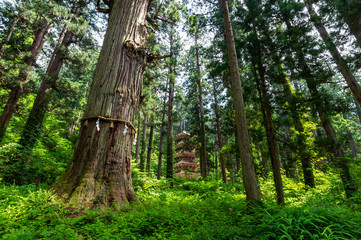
[243, 0, 315, 188]
[53, 0, 151, 208]
[211, 77, 227, 183]
[221, 0, 261, 202]
[250, 28, 284, 205]
[185, 15, 208, 178]
[5, 6, 84, 184]
[139, 113, 148, 172]
[166, 27, 175, 179]
[0, 20, 52, 141]
[157, 85, 167, 179]
[278, 1, 358, 197]
[195, 35, 207, 178]
[146, 93, 157, 173]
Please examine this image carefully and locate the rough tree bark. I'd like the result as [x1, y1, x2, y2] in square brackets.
[0, 20, 52, 141]
[0, 17, 19, 60]
[212, 78, 227, 183]
[52, 0, 150, 209]
[305, 0, 361, 107]
[221, 0, 261, 201]
[157, 86, 167, 179]
[195, 37, 207, 179]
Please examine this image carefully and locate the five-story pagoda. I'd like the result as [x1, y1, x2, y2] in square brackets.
[174, 131, 200, 178]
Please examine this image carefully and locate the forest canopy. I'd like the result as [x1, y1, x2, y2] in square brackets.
[0, 0, 361, 239]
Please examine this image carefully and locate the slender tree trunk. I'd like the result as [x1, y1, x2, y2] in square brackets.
[0, 17, 19, 60]
[135, 111, 141, 164]
[139, 114, 148, 172]
[221, 0, 261, 201]
[212, 78, 227, 183]
[257, 87, 284, 204]
[305, 0, 361, 107]
[195, 38, 207, 179]
[166, 28, 175, 179]
[257, 18, 315, 188]
[166, 76, 174, 179]
[0, 20, 51, 142]
[157, 87, 167, 179]
[146, 94, 157, 174]
[166, 72, 175, 179]
[253, 31, 284, 205]
[52, 0, 150, 209]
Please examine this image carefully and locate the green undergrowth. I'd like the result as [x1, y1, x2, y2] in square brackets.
[1, 171, 361, 239]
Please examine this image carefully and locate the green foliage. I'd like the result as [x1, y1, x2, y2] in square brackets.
[0, 94, 74, 185]
[1, 172, 361, 239]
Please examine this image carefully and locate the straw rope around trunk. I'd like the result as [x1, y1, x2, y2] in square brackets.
[80, 115, 136, 133]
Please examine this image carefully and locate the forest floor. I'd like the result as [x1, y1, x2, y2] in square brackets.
[1, 170, 361, 239]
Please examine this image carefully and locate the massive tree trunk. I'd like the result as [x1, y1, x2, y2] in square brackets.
[8, 11, 80, 182]
[157, 87, 167, 179]
[146, 99, 157, 173]
[212, 78, 227, 183]
[221, 0, 261, 202]
[0, 17, 19, 60]
[195, 38, 207, 179]
[253, 31, 284, 205]
[0, 20, 51, 141]
[139, 114, 148, 172]
[305, 0, 361, 107]
[52, 0, 150, 209]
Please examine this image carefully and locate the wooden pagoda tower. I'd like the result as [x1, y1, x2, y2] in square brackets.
[174, 131, 200, 178]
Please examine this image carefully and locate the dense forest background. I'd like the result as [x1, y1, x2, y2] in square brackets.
[1, 0, 361, 239]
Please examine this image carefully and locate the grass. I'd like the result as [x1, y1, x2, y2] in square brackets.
[1, 170, 361, 239]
